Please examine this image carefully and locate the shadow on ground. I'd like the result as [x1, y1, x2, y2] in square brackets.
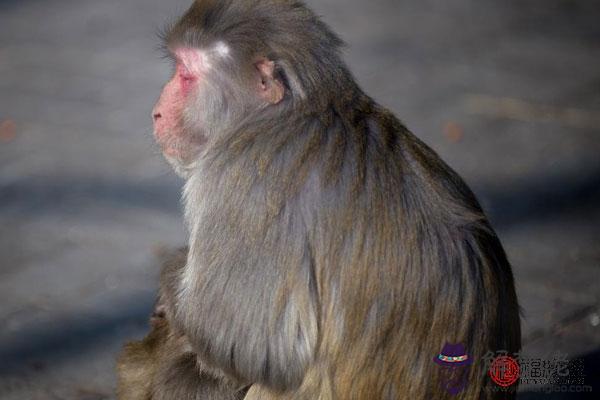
[0, 294, 154, 375]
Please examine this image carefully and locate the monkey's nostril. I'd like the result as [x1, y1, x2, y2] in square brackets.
[153, 112, 162, 121]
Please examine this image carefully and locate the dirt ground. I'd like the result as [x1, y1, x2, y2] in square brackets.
[0, 0, 598, 398]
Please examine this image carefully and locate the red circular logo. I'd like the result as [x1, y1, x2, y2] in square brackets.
[489, 356, 520, 387]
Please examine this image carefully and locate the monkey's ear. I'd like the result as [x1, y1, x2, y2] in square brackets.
[255, 58, 285, 105]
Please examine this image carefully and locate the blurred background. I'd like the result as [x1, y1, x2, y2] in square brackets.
[0, 0, 598, 398]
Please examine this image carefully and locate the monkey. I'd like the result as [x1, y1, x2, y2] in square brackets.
[116, 248, 248, 400]
[140, 0, 522, 399]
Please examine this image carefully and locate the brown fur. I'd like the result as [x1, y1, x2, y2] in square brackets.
[122, 1, 522, 399]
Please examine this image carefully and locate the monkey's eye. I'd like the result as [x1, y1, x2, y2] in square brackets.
[178, 72, 197, 92]
[179, 72, 195, 82]
[176, 63, 196, 84]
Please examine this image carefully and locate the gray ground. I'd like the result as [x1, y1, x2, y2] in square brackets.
[0, 0, 598, 398]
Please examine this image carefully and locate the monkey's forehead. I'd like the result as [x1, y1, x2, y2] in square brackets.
[171, 42, 232, 73]
[174, 47, 208, 74]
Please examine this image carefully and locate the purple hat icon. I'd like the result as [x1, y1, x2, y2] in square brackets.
[433, 343, 472, 366]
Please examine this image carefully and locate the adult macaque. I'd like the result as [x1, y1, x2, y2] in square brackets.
[117, 248, 248, 400]
[134, 0, 521, 398]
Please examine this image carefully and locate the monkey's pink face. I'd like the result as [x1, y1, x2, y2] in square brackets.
[152, 48, 208, 162]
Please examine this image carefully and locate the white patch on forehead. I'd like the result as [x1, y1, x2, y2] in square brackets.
[176, 42, 230, 74]
[213, 41, 231, 58]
